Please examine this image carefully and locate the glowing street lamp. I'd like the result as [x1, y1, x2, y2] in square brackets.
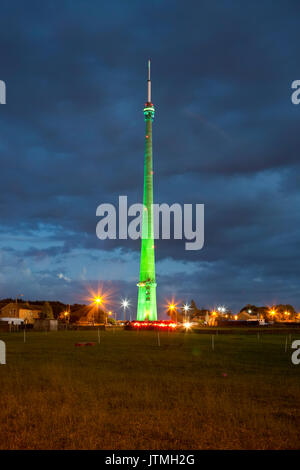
[168, 303, 177, 322]
[62, 304, 71, 324]
[94, 296, 103, 325]
[107, 310, 113, 325]
[183, 303, 190, 322]
[121, 299, 130, 322]
[217, 306, 226, 314]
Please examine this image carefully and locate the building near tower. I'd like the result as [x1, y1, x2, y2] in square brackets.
[0, 302, 42, 324]
[137, 60, 157, 321]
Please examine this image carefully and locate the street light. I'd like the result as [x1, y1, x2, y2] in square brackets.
[168, 303, 177, 322]
[121, 299, 130, 322]
[15, 294, 24, 318]
[63, 304, 71, 324]
[94, 297, 103, 325]
[217, 306, 226, 314]
[15, 294, 24, 305]
[183, 303, 190, 322]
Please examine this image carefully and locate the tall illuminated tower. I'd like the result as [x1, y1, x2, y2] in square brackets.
[137, 60, 157, 321]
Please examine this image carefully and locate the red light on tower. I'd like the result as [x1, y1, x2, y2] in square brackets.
[129, 320, 177, 330]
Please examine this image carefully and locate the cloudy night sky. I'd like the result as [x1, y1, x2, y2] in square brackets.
[0, 0, 300, 314]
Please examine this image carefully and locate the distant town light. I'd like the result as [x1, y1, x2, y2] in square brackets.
[217, 306, 226, 313]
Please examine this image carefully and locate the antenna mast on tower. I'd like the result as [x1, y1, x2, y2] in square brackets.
[147, 59, 151, 103]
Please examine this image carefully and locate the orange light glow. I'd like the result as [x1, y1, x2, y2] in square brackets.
[163, 298, 180, 313]
[84, 285, 114, 308]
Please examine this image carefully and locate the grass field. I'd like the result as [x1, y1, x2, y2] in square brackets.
[0, 328, 299, 450]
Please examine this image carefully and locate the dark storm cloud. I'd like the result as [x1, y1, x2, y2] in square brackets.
[0, 0, 300, 309]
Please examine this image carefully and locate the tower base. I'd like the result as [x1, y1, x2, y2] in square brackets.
[137, 280, 157, 321]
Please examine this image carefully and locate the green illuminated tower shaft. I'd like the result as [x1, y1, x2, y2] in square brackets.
[137, 60, 157, 321]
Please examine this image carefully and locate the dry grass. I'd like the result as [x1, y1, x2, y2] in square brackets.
[0, 329, 299, 449]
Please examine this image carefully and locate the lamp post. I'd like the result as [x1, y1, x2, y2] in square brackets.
[269, 309, 276, 321]
[15, 294, 24, 319]
[284, 311, 290, 319]
[121, 299, 129, 322]
[15, 294, 24, 304]
[64, 310, 69, 324]
[183, 304, 190, 323]
[64, 304, 70, 325]
[218, 306, 226, 315]
[169, 304, 176, 322]
[94, 297, 103, 326]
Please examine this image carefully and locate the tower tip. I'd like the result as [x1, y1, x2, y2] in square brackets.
[147, 59, 151, 103]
